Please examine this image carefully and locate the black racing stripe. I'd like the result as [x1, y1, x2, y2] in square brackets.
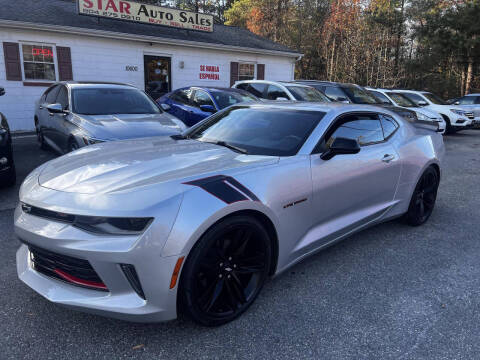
[184, 175, 258, 204]
[224, 177, 260, 201]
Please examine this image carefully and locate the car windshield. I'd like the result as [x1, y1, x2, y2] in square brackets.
[72, 88, 161, 115]
[387, 92, 418, 107]
[285, 86, 329, 102]
[210, 90, 257, 109]
[186, 106, 324, 156]
[422, 92, 447, 105]
[341, 85, 380, 104]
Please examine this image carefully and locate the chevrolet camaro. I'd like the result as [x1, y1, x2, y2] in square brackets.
[16, 103, 444, 326]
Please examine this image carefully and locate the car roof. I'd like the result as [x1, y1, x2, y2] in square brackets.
[234, 101, 391, 114]
[58, 81, 136, 89]
[291, 80, 360, 88]
[235, 80, 312, 88]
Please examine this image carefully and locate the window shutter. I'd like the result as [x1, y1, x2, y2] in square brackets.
[230, 61, 239, 87]
[57, 46, 73, 81]
[3, 42, 22, 81]
[257, 64, 265, 80]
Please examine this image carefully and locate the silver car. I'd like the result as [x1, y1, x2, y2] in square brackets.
[16, 103, 444, 326]
[34, 82, 186, 154]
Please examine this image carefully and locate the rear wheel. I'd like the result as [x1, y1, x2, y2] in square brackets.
[180, 215, 272, 326]
[405, 166, 439, 226]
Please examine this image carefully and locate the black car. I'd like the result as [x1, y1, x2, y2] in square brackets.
[292, 81, 418, 122]
[0, 86, 16, 187]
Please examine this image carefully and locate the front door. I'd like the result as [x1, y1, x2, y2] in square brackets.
[144, 55, 171, 100]
[307, 113, 401, 252]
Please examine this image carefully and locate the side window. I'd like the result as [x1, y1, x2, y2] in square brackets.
[324, 86, 348, 101]
[192, 90, 214, 108]
[170, 88, 192, 105]
[56, 86, 69, 110]
[45, 85, 60, 104]
[266, 85, 288, 100]
[379, 114, 399, 139]
[370, 91, 392, 105]
[327, 115, 384, 147]
[458, 96, 477, 105]
[246, 83, 267, 98]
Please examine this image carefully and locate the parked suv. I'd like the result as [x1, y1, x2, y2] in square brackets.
[366, 88, 446, 134]
[0, 86, 16, 187]
[449, 94, 480, 127]
[395, 90, 473, 133]
[293, 81, 419, 123]
[34, 82, 186, 154]
[233, 80, 330, 102]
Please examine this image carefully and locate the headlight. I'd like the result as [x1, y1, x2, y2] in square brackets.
[21, 202, 152, 235]
[416, 112, 429, 121]
[74, 216, 153, 235]
[83, 136, 106, 145]
[450, 109, 465, 116]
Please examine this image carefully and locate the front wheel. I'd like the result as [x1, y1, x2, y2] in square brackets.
[179, 215, 272, 326]
[404, 166, 439, 226]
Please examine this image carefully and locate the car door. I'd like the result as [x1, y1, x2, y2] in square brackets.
[236, 83, 267, 99]
[40, 85, 61, 147]
[306, 112, 401, 252]
[50, 85, 71, 152]
[323, 86, 350, 103]
[191, 89, 216, 125]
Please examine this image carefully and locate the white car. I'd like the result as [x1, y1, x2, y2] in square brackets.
[450, 94, 480, 127]
[367, 88, 446, 134]
[232, 80, 330, 102]
[395, 90, 473, 134]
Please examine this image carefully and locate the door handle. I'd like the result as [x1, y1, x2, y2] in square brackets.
[39, 106, 43, 110]
[382, 154, 395, 163]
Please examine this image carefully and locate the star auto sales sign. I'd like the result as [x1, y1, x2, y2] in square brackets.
[78, 0, 214, 32]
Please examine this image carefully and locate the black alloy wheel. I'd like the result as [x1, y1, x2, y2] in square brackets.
[180, 215, 272, 326]
[405, 166, 439, 226]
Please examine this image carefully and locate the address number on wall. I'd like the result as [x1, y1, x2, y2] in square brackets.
[125, 66, 139, 72]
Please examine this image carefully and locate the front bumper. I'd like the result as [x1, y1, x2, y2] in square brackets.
[15, 204, 182, 323]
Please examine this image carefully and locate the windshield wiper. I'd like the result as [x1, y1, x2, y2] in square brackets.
[204, 140, 248, 154]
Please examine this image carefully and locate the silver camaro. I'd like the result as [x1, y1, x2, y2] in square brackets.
[16, 103, 445, 326]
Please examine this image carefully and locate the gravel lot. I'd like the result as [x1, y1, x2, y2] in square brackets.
[1, 131, 480, 360]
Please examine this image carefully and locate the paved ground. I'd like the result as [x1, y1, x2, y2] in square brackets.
[1, 131, 480, 360]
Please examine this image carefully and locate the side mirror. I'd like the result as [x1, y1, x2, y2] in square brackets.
[46, 103, 66, 115]
[0, 87, 5, 96]
[160, 103, 171, 111]
[200, 104, 216, 113]
[321, 137, 360, 160]
[454, 101, 460, 105]
[418, 101, 428, 106]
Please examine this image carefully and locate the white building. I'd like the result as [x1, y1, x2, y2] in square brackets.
[0, 0, 301, 131]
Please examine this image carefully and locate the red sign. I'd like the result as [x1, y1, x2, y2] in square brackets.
[199, 65, 220, 80]
[32, 48, 54, 58]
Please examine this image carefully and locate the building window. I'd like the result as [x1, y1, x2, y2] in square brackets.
[21, 44, 56, 81]
[238, 63, 256, 81]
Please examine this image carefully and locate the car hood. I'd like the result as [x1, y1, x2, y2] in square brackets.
[38, 137, 278, 194]
[74, 113, 185, 140]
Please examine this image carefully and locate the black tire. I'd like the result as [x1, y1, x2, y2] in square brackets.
[405, 166, 439, 226]
[0, 157, 16, 188]
[68, 138, 79, 152]
[443, 116, 456, 134]
[179, 215, 272, 326]
[36, 125, 48, 150]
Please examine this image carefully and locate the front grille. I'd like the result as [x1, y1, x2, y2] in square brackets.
[28, 245, 108, 291]
[464, 112, 474, 120]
